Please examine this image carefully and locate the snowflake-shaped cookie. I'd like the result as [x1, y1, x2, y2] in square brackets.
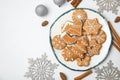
[83, 18, 102, 35]
[95, 60, 120, 80]
[62, 46, 78, 61]
[52, 35, 66, 50]
[24, 53, 58, 80]
[94, 0, 120, 14]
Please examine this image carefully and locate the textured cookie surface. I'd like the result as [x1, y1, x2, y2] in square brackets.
[74, 36, 88, 53]
[76, 55, 91, 66]
[52, 35, 66, 50]
[67, 20, 83, 36]
[88, 40, 102, 56]
[62, 46, 78, 61]
[83, 18, 102, 35]
[92, 30, 106, 44]
[72, 9, 87, 22]
[61, 21, 73, 33]
[61, 33, 77, 45]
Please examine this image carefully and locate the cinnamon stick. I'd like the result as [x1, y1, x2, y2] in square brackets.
[71, 0, 77, 5]
[108, 21, 120, 44]
[73, 0, 82, 8]
[66, 0, 71, 2]
[108, 21, 120, 52]
[113, 35, 120, 47]
[113, 40, 120, 52]
[74, 70, 93, 80]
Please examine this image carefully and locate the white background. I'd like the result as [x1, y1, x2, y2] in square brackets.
[0, 0, 120, 80]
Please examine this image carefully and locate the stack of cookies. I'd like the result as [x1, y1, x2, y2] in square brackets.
[52, 9, 106, 67]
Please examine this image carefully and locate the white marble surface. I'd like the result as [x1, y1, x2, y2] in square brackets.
[0, 0, 120, 80]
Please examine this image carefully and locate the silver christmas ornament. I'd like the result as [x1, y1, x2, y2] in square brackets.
[35, 4, 48, 17]
[53, 0, 65, 7]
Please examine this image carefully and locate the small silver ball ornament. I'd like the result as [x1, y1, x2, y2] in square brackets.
[35, 4, 48, 17]
[53, 0, 65, 7]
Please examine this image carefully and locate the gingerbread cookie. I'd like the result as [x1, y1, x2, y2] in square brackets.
[91, 30, 106, 44]
[73, 45, 85, 59]
[62, 46, 78, 61]
[72, 9, 87, 22]
[72, 36, 88, 58]
[74, 43, 87, 54]
[67, 20, 83, 36]
[82, 29, 87, 36]
[82, 56, 91, 66]
[77, 36, 89, 46]
[62, 24, 72, 33]
[73, 19, 83, 25]
[76, 58, 83, 66]
[52, 35, 66, 50]
[76, 55, 91, 66]
[61, 33, 77, 45]
[83, 18, 102, 35]
[61, 21, 73, 33]
[88, 40, 102, 56]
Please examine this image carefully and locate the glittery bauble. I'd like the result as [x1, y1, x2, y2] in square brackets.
[35, 4, 48, 17]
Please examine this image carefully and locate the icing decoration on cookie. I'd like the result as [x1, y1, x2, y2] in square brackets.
[61, 21, 73, 33]
[88, 40, 102, 56]
[77, 36, 89, 46]
[72, 9, 87, 22]
[61, 33, 77, 44]
[62, 46, 78, 61]
[76, 55, 91, 66]
[83, 18, 102, 35]
[92, 30, 106, 44]
[72, 36, 88, 58]
[67, 20, 83, 36]
[52, 35, 66, 50]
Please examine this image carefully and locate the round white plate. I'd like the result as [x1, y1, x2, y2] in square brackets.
[49, 8, 112, 71]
